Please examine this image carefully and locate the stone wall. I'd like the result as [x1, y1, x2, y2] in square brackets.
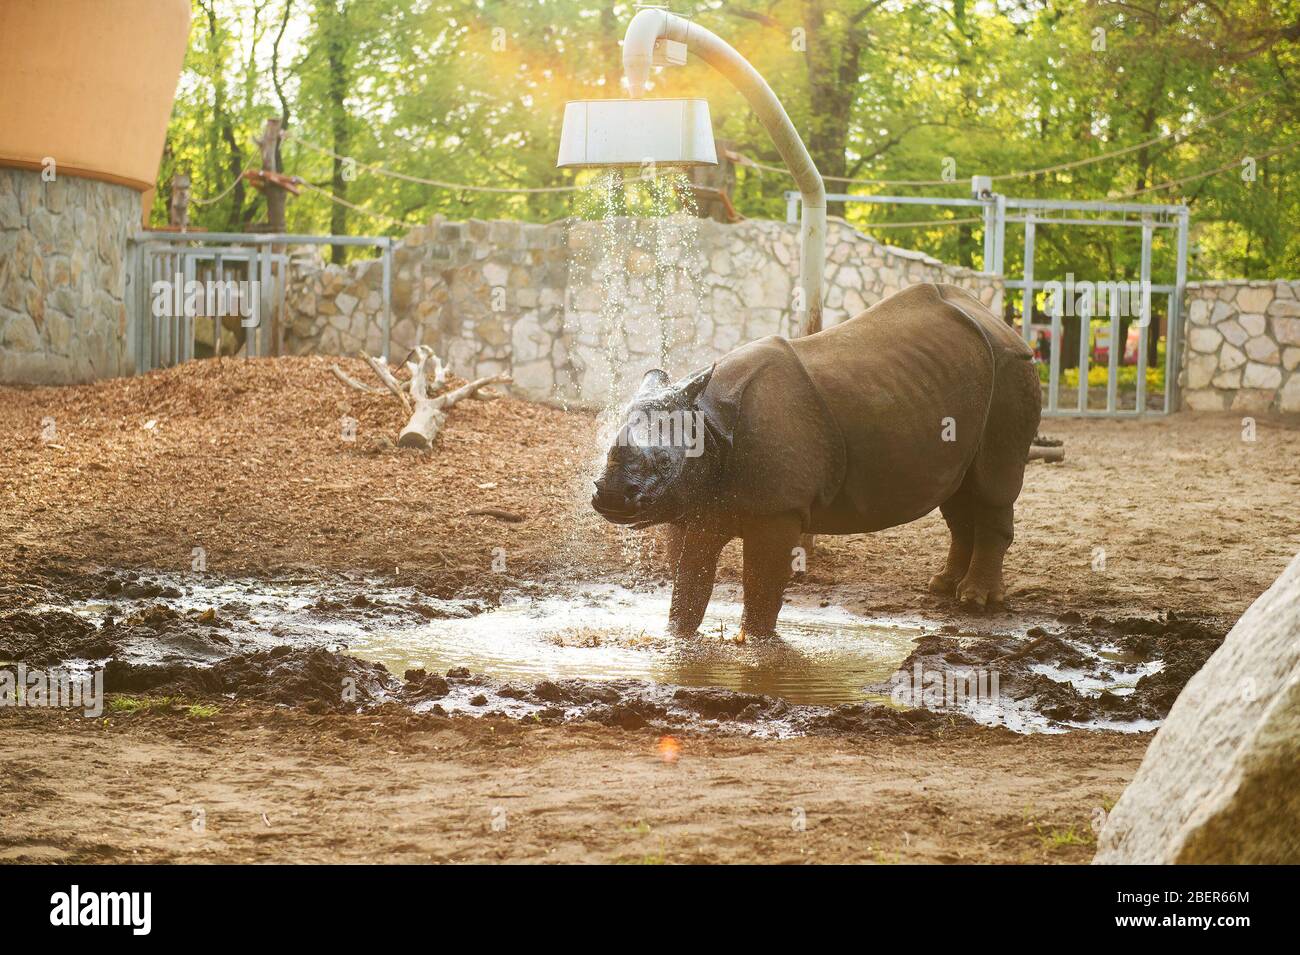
[284, 216, 1002, 406]
[1181, 280, 1300, 413]
[0, 168, 137, 384]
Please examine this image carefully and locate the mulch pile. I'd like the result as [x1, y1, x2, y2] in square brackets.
[0, 356, 613, 585]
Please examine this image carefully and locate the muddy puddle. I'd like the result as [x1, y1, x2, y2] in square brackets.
[3, 570, 1225, 737]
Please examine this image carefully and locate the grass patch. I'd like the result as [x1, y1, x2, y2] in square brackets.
[1021, 804, 1097, 854]
[1035, 822, 1094, 851]
[107, 696, 219, 718]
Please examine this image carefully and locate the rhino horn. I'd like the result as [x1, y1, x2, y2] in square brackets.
[637, 368, 671, 397]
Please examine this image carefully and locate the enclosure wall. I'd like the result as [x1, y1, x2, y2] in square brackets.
[0, 169, 137, 384]
[1181, 280, 1300, 413]
[283, 217, 1003, 406]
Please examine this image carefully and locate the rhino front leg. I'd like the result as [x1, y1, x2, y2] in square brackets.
[738, 514, 802, 642]
[667, 526, 729, 637]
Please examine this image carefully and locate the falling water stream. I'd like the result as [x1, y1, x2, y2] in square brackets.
[559, 169, 711, 570]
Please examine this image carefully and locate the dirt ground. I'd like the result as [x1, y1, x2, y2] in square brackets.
[1, 357, 1298, 864]
[0, 705, 1144, 864]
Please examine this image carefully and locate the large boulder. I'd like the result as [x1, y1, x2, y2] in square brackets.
[1095, 551, 1300, 863]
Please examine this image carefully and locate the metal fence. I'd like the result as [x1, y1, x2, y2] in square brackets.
[126, 232, 394, 372]
[787, 189, 1190, 418]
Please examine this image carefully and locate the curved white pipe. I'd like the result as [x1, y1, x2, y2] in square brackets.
[623, 9, 826, 335]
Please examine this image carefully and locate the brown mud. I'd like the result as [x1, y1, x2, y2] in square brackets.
[0, 564, 1228, 734]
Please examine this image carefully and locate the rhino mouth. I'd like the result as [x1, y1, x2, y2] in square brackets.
[590, 490, 682, 528]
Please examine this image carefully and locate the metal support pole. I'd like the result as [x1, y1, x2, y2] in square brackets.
[982, 199, 996, 272]
[182, 249, 196, 362]
[1107, 293, 1120, 414]
[213, 251, 224, 357]
[1048, 301, 1062, 415]
[257, 242, 272, 359]
[993, 193, 1007, 277]
[276, 250, 288, 356]
[146, 251, 157, 372]
[125, 240, 138, 373]
[164, 252, 175, 365]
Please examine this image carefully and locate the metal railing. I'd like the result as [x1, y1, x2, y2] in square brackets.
[786, 190, 1190, 417]
[126, 231, 395, 373]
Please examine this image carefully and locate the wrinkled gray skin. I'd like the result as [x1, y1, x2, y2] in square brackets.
[592, 283, 1042, 639]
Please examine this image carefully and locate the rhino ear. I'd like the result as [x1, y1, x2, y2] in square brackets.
[678, 364, 714, 406]
[637, 368, 670, 397]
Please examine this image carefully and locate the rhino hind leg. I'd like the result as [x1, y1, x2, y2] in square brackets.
[935, 357, 1038, 609]
[738, 514, 803, 641]
[956, 500, 1013, 608]
[928, 489, 977, 596]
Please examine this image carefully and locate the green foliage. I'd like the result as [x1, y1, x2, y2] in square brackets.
[164, 1, 1300, 282]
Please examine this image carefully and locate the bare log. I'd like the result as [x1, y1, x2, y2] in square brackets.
[331, 364, 378, 393]
[343, 348, 508, 451]
[360, 352, 411, 415]
[1027, 445, 1065, 463]
[402, 345, 447, 396]
[397, 368, 512, 451]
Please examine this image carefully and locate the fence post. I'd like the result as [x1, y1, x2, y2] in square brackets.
[1136, 219, 1153, 414]
[1021, 213, 1035, 343]
[382, 238, 393, 365]
[1107, 288, 1121, 414]
[1168, 208, 1189, 414]
[1077, 294, 1091, 413]
[182, 247, 196, 362]
[982, 197, 996, 272]
[258, 240, 273, 358]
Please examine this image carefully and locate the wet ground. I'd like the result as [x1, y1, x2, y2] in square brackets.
[1, 568, 1226, 738]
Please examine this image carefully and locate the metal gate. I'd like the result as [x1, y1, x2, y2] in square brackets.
[125, 231, 395, 371]
[786, 189, 1190, 417]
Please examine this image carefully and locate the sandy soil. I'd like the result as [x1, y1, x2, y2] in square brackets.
[1, 357, 1297, 864]
[0, 705, 1143, 864]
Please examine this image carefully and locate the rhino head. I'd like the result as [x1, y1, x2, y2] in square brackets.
[591, 366, 724, 529]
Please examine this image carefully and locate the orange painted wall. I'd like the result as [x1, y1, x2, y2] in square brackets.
[0, 0, 190, 201]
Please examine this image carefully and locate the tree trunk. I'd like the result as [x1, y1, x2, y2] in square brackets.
[323, 0, 350, 264]
[802, 0, 861, 219]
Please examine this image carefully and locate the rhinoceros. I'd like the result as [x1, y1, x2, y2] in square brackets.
[591, 283, 1042, 640]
